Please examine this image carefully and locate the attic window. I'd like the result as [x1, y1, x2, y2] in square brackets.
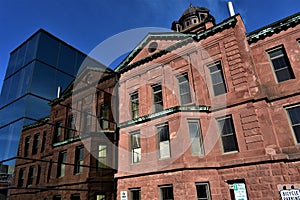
[148, 42, 158, 53]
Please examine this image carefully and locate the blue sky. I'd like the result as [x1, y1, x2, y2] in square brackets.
[0, 0, 299, 91]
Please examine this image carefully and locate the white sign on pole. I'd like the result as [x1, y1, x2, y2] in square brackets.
[121, 191, 128, 200]
[280, 189, 300, 200]
[233, 183, 248, 200]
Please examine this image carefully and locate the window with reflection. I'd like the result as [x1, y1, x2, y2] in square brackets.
[130, 92, 139, 119]
[267, 46, 294, 82]
[177, 73, 192, 105]
[131, 131, 141, 164]
[152, 84, 163, 112]
[57, 151, 67, 177]
[196, 182, 211, 200]
[159, 185, 174, 200]
[32, 133, 40, 155]
[41, 131, 46, 153]
[74, 146, 84, 174]
[286, 106, 300, 143]
[54, 121, 62, 143]
[188, 121, 204, 156]
[130, 188, 141, 200]
[208, 62, 227, 96]
[18, 168, 25, 187]
[157, 123, 171, 159]
[84, 110, 92, 133]
[24, 136, 30, 157]
[67, 115, 76, 139]
[27, 166, 35, 186]
[100, 104, 110, 130]
[217, 116, 238, 153]
[97, 144, 107, 169]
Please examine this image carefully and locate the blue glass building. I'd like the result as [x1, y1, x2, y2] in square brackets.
[0, 29, 101, 163]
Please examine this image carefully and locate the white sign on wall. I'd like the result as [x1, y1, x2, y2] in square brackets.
[280, 189, 300, 200]
[233, 183, 248, 200]
[121, 191, 128, 200]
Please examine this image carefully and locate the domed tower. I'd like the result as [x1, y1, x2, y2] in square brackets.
[171, 4, 216, 34]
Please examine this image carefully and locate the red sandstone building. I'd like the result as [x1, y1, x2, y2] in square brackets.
[115, 5, 300, 200]
[8, 4, 300, 200]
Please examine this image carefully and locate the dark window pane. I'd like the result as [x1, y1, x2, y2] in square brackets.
[130, 189, 141, 200]
[177, 73, 192, 105]
[208, 62, 227, 96]
[268, 47, 294, 82]
[218, 116, 238, 153]
[196, 183, 211, 200]
[160, 186, 174, 200]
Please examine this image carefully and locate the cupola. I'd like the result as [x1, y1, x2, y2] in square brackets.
[171, 4, 216, 34]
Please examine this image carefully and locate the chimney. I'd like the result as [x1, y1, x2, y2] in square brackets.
[57, 86, 62, 98]
[227, 1, 235, 17]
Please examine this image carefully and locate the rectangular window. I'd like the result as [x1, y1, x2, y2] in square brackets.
[268, 46, 294, 82]
[53, 195, 61, 200]
[41, 131, 46, 153]
[152, 84, 163, 112]
[196, 183, 211, 200]
[84, 111, 92, 133]
[208, 62, 227, 96]
[96, 194, 105, 200]
[71, 194, 80, 200]
[130, 188, 141, 200]
[57, 151, 67, 177]
[188, 121, 204, 156]
[157, 124, 171, 159]
[27, 166, 35, 186]
[100, 104, 110, 130]
[177, 73, 192, 105]
[159, 185, 174, 200]
[24, 136, 30, 157]
[130, 92, 139, 119]
[217, 116, 239, 153]
[36, 165, 41, 185]
[67, 115, 76, 139]
[18, 168, 25, 187]
[131, 131, 141, 164]
[97, 144, 107, 169]
[286, 106, 300, 143]
[74, 146, 84, 174]
[32, 133, 40, 155]
[54, 121, 62, 143]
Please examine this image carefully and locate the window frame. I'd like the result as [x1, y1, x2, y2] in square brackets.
[24, 136, 30, 157]
[97, 144, 107, 169]
[130, 188, 141, 200]
[18, 168, 25, 187]
[267, 46, 294, 83]
[286, 105, 300, 144]
[188, 120, 205, 156]
[195, 182, 211, 200]
[207, 61, 227, 96]
[57, 151, 67, 177]
[27, 165, 35, 186]
[67, 114, 76, 139]
[216, 115, 239, 153]
[32, 133, 40, 155]
[74, 146, 84, 174]
[177, 72, 192, 105]
[152, 83, 163, 113]
[130, 131, 141, 164]
[157, 123, 171, 159]
[54, 121, 63, 143]
[130, 91, 139, 119]
[159, 185, 174, 200]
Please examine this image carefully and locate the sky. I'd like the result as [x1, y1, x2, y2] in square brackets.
[0, 0, 299, 91]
